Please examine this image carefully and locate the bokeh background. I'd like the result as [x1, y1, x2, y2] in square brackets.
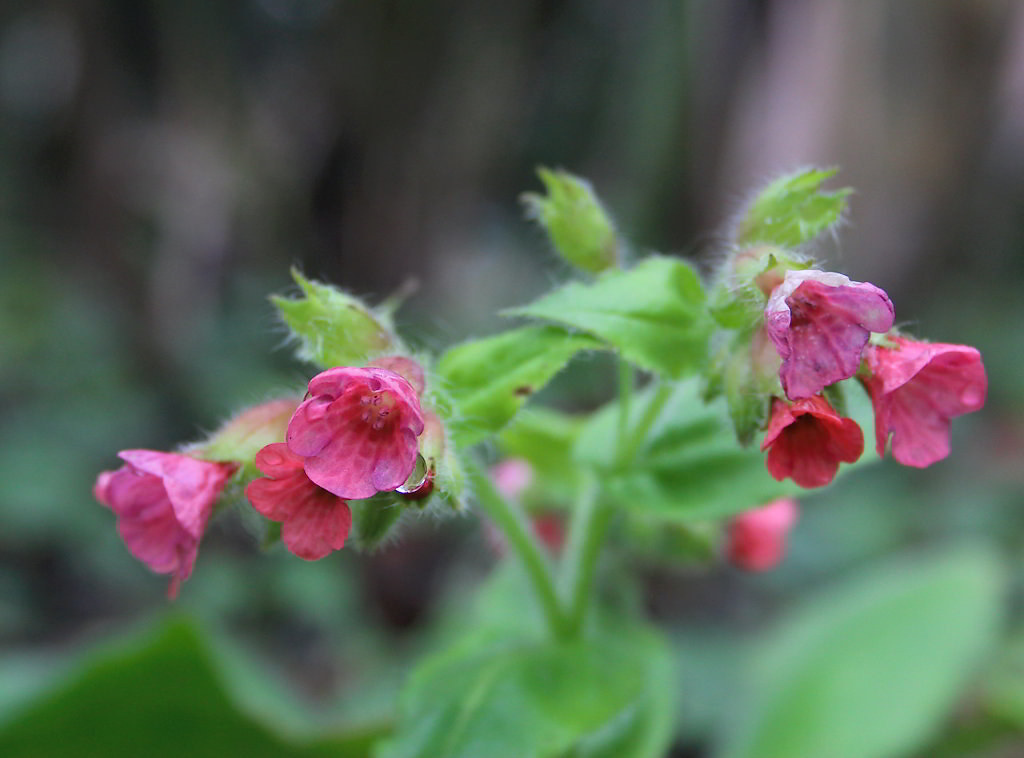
[2, 1, 1024, 756]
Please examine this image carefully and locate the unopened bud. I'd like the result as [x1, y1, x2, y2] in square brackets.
[271, 268, 400, 369]
[522, 167, 619, 274]
[197, 397, 301, 465]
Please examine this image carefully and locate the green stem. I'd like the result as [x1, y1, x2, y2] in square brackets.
[616, 358, 633, 460]
[466, 457, 569, 640]
[561, 474, 611, 638]
[617, 380, 674, 467]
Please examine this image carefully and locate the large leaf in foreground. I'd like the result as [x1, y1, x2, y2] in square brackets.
[437, 326, 601, 445]
[0, 617, 382, 758]
[506, 256, 711, 378]
[719, 546, 1003, 758]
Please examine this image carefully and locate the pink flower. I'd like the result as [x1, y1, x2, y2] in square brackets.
[862, 337, 987, 468]
[93, 451, 237, 597]
[762, 396, 864, 488]
[491, 458, 535, 500]
[246, 443, 352, 560]
[287, 366, 425, 499]
[765, 270, 894, 399]
[727, 498, 800, 571]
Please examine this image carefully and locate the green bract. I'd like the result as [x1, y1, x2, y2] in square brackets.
[737, 167, 851, 249]
[271, 268, 400, 369]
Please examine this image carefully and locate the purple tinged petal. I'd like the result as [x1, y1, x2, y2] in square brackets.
[764, 270, 894, 400]
[286, 395, 337, 457]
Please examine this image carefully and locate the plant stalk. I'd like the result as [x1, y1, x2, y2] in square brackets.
[466, 456, 570, 640]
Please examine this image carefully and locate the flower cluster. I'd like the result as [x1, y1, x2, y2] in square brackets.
[94, 359, 431, 593]
[755, 269, 987, 486]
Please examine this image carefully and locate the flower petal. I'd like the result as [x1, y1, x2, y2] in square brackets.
[280, 496, 352, 561]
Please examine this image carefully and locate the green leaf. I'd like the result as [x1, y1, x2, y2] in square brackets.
[506, 256, 712, 378]
[574, 379, 877, 523]
[736, 167, 852, 248]
[271, 268, 399, 369]
[437, 326, 602, 446]
[378, 621, 667, 758]
[522, 167, 619, 274]
[0, 616, 386, 758]
[719, 546, 1004, 758]
[574, 628, 677, 758]
[379, 564, 675, 758]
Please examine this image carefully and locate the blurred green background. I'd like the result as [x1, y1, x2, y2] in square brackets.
[1, 1, 1023, 756]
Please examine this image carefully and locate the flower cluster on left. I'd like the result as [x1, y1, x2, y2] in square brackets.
[94, 272, 458, 596]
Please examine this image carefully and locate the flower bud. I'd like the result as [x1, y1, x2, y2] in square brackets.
[522, 167, 619, 274]
[198, 397, 301, 467]
[727, 498, 799, 572]
[271, 268, 401, 369]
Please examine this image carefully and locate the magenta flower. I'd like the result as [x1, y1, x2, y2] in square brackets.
[727, 498, 800, 572]
[287, 366, 425, 499]
[764, 270, 894, 399]
[761, 396, 864, 488]
[862, 336, 987, 468]
[93, 451, 237, 597]
[246, 443, 352, 560]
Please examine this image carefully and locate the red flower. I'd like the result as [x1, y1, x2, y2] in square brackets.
[761, 396, 864, 488]
[727, 498, 800, 572]
[246, 443, 352, 560]
[93, 451, 237, 597]
[862, 337, 987, 468]
[764, 270, 894, 400]
[287, 366, 425, 499]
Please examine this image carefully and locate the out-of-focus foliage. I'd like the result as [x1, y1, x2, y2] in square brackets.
[379, 567, 675, 758]
[718, 546, 1003, 758]
[0, 617, 385, 758]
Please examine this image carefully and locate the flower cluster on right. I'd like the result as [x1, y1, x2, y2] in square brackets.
[756, 267, 987, 488]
